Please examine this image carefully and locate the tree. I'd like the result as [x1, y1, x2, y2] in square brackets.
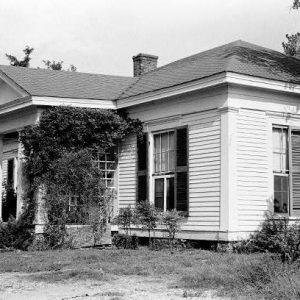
[43, 60, 77, 72]
[5, 46, 34, 67]
[282, 1, 300, 56]
[5, 46, 77, 71]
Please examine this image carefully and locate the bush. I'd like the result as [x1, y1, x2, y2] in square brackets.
[160, 209, 184, 252]
[112, 233, 138, 249]
[0, 216, 33, 250]
[234, 215, 300, 263]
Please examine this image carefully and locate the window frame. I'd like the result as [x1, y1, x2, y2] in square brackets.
[272, 125, 290, 215]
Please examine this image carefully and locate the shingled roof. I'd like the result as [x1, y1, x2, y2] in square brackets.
[120, 40, 300, 98]
[1, 40, 300, 101]
[0, 65, 137, 100]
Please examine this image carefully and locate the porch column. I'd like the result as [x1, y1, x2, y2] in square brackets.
[16, 130, 28, 218]
[0, 135, 3, 221]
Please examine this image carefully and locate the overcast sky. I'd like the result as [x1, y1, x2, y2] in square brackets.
[0, 0, 299, 76]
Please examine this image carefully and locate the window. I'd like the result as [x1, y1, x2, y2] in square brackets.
[137, 128, 188, 214]
[154, 131, 175, 173]
[93, 150, 116, 189]
[153, 131, 175, 211]
[273, 127, 289, 213]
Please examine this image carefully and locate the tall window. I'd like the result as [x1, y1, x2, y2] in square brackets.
[136, 128, 189, 214]
[273, 127, 289, 213]
[153, 131, 175, 211]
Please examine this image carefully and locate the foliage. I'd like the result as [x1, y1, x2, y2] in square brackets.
[282, 33, 300, 56]
[112, 206, 136, 236]
[20, 106, 142, 181]
[135, 201, 160, 246]
[282, 1, 300, 56]
[234, 215, 300, 263]
[43, 60, 77, 72]
[293, 0, 300, 9]
[112, 233, 138, 249]
[160, 209, 184, 252]
[5, 46, 34, 67]
[0, 216, 33, 250]
[19, 106, 142, 248]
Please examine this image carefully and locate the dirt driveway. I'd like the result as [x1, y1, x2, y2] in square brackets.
[0, 271, 220, 300]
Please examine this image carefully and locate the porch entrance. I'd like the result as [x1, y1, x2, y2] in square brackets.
[1, 158, 17, 221]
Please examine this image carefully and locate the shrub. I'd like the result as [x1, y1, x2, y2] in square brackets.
[234, 215, 300, 263]
[112, 206, 136, 236]
[0, 216, 33, 250]
[112, 233, 138, 249]
[160, 209, 184, 252]
[135, 201, 160, 246]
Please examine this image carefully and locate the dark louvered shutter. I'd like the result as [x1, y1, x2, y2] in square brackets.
[175, 127, 188, 214]
[137, 134, 148, 202]
[291, 130, 300, 214]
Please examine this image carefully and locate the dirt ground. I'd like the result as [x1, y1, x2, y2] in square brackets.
[0, 271, 221, 300]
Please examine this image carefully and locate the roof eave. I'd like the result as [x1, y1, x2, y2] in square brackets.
[117, 72, 300, 109]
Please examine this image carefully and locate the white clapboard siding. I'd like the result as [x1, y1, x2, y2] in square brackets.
[2, 159, 8, 185]
[118, 134, 137, 209]
[236, 109, 269, 230]
[183, 109, 221, 230]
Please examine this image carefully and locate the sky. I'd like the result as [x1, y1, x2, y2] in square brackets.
[0, 0, 299, 76]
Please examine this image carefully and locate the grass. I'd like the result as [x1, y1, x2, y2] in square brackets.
[0, 247, 299, 299]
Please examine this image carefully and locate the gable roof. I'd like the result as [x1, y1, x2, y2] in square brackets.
[0, 65, 137, 100]
[120, 40, 300, 98]
[1, 40, 300, 102]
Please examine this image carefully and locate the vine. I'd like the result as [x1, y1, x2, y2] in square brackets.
[19, 106, 142, 248]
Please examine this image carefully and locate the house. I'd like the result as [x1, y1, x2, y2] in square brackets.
[1, 40, 300, 241]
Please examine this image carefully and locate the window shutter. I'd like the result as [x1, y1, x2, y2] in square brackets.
[137, 134, 148, 202]
[175, 127, 188, 214]
[291, 129, 300, 214]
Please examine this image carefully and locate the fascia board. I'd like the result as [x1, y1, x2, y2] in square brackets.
[226, 72, 300, 94]
[117, 72, 300, 109]
[116, 73, 228, 109]
[32, 96, 117, 109]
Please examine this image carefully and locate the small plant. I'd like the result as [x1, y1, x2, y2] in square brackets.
[112, 233, 138, 249]
[160, 209, 184, 252]
[135, 201, 160, 247]
[112, 205, 136, 236]
[235, 214, 300, 263]
[0, 216, 33, 250]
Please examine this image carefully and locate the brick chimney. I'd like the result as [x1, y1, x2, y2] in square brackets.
[133, 53, 158, 77]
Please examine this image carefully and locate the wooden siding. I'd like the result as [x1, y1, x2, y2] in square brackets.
[236, 109, 269, 230]
[118, 134, 137, 209]
[185, 110, 221, 231]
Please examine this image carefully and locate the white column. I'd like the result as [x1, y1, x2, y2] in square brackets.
[220, 107, 239, 234]
[0, 135, 3, 221]
[147, 132, 154, 203]
[16, 130, 27, 218]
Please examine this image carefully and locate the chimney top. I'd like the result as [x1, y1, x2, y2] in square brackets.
[133, 53, 158, 77]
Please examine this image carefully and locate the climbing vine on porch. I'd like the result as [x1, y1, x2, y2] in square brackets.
[19, 106, 142, 248]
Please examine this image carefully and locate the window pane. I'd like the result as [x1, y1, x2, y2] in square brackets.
[154, 135, 161, 155]
[273, 128, 281, 149]
[155, 154, 160, 172]
[273, 153, 281, 172]
[167, 177, 175, 210]
[274, 175, 289, 213]
[169, 150, 175, 171]
[161, 152, 167, 172]
[169, 132, 175, 150]
[155, 178, 164, 210]
[161, 133, 168, 153]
